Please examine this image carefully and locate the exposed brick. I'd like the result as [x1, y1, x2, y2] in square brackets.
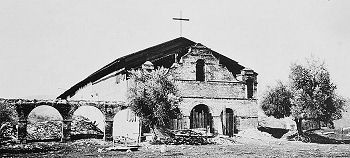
[170, 45, 258, 133]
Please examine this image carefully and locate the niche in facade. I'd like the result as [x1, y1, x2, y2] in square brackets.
[246, 79, 254, 99]
[196, 59, 205, 81]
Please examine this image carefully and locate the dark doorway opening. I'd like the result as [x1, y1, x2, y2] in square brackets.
[221, 108, 236, 136]
[190, 104, 212, 132]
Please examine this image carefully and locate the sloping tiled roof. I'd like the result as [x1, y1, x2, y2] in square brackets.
[57, 37, 246, 99]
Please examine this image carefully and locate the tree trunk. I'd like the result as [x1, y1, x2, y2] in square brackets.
[151, 125, 174, 141]
[329, 121, 335, 129]
[295, 118, 303, 135]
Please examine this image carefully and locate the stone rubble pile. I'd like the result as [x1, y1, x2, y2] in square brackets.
[0, 122, 17, 144]
[152, 129, 213, 145]
[71, 115, 103, 136]
[27, 121, 62, 140]
[21, 115, 103, 141]
[0, 142, 65, 154]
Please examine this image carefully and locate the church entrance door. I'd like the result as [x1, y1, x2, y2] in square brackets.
[190, 104, 212, 132]
[222, 108, 236, 137]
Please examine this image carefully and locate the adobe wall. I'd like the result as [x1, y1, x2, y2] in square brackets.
[176, 80, 246, 98]
[170, 45, 258, 133]
[70, 73, 128, 102]
[171, 51, 238, 82]
[65, 44, 258, 135]
[178, 98, 258, 133]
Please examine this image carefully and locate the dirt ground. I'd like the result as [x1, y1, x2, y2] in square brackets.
[2, 137, 350, 158]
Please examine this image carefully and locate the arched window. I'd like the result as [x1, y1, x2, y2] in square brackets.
[196, 59, 205, 81]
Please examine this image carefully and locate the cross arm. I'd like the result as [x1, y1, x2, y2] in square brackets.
[173, 18, 189, 21]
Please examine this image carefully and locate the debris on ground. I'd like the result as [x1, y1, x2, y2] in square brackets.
[106, 146, 139, 152]
[0, 142, 65, 154]
[27, 121, 62, 140]
[150, 129, 213, 145]
[71, 139, 107, 146]
[172, 128, 213, 137]
[151, 135, 212, 145]
[208, 135, 236, 145]
[2, 138, 350, 157]
[25, 115, 103, 141]
[237, 129, 276, 141]
[0, 122, 17, 145]
[70, 115, 103, 136]
[233, 129, 287, 145]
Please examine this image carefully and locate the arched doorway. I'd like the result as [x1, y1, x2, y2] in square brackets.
[190, 104, 212, 131]
[221, 108, 236, 137]
[113, 109, 140, 141]
[27, 105, 63, 141]
[72, 106, 105, 139]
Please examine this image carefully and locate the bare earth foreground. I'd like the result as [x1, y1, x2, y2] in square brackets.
[2, 136, 350, 158]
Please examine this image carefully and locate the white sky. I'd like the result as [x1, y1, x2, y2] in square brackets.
[1, 0, 349, 99]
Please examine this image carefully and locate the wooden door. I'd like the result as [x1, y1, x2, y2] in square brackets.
[223, 108, 235, 137]
[190, 105, 212, 131]
[226, 112, 234, 137]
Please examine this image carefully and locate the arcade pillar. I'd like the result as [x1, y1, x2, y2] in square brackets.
[17, 120, 28, 143]
[61, 119, 72, 142]
[104, 119, 113, 141]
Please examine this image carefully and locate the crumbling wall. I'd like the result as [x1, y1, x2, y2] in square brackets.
[178, 98, 258, 133]
[170, 45, 258, 134]
[172, 49, 238, 82]
[176, 80, 246, 98]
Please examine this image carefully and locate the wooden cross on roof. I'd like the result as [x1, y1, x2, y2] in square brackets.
[173, 11, 189, 37]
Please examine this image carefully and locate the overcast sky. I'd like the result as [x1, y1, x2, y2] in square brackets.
[1, 0, 349, 99]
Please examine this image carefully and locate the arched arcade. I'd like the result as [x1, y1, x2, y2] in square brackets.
[13, 99, 126, 142]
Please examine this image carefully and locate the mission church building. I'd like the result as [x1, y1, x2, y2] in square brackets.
[58, 37, 258, 136]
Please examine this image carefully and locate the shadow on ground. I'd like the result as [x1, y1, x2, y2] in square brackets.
[257, 126, 289, 138]
[258, 126, 350, 144]
[303, 131, 350, 144]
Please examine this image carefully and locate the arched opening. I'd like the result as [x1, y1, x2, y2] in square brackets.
[27, 105, 63, 141]
[190, 104, 212, 132]
[196, 59, 205, 81]
[221, 108, 236, 136]
[72, 106, 105, 140]
[113, 109, 140, 141]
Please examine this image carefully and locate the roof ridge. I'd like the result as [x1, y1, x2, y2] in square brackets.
[57, 37, 196, 99]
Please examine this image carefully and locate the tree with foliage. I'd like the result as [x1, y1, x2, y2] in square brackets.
[261, 81, 293, 120]
[127, 67, 181, 139]
[261, 57, 346, 135]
